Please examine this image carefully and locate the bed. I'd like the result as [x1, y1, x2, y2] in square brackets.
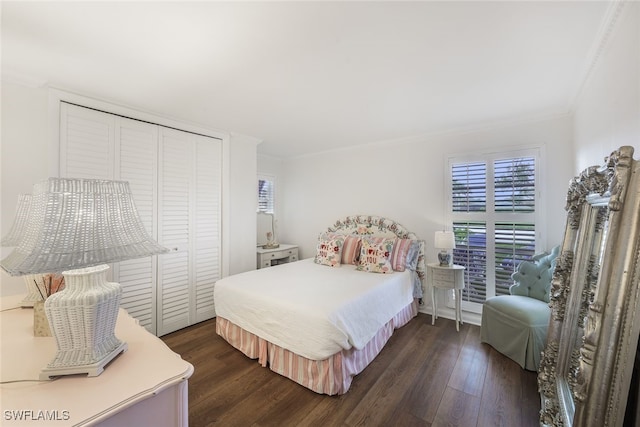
[214, 215, 426, 395]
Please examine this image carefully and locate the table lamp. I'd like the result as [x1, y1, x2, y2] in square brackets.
[434, 230, 455, 266]
[1, 194, 46, 307]
[0, 178, 168, 379]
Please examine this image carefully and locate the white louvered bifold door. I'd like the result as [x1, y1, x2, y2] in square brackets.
[157, 129, 221, 335]
[60, 103, 115, 180]
[193, 136, 221, 323]
[157, 128, 192, 334]
[60, 102, 222, 337]
[114, 118, 159, 333]
[60, 104, 160, 334]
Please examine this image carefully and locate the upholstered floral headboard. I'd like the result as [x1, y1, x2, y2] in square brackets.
[326, 215, 426, 300]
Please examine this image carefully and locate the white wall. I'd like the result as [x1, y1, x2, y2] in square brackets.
[0, 81, 259, 296]
[228, 134, 261, 274]
[269, 115, 573, 321]
[279, 115, 573, 259]
[574, 2, 640, 170]
[0, 82, 51, 295]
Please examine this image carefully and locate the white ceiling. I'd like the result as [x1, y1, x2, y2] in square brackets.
[1, 1, 610, 159]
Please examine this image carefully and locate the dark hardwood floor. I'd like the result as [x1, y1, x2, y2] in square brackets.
[161, 313, 540, 427]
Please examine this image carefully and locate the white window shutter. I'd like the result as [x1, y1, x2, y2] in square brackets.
[449, 152, 539, 307]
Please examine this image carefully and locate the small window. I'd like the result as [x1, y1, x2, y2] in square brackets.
[258, 176, 275, 214]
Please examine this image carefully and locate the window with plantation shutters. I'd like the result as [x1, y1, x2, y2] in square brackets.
[258, 177, 274, 214]
[452, 221, 487, 303]
[494, 157, 535, 213]
[494, 222, 536, 296]
[448, 149, 540, 309]
[452, 162, 486, 213]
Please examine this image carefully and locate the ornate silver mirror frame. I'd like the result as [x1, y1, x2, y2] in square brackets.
[539, 145, 640, 426]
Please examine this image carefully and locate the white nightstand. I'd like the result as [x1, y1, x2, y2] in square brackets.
[257, 244, 299, 269]
[427, 263, 466, 331]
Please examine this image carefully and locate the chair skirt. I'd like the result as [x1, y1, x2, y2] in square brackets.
[480, 295, 550, 371]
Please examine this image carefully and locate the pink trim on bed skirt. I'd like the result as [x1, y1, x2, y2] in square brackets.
[215, 300, 418, 395]
[215, 316, 269, 366]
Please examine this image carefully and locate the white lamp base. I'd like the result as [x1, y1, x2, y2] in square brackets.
[438, 251, 452, 266]
[40, 342, 127, 380]
[42, 264, 125, 379]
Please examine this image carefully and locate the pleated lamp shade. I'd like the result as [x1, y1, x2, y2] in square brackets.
[1, 194, 32, 247]
[0, 194, 44, 307]
[1, 178, 168, 276]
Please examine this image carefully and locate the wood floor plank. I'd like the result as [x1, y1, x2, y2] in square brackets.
[161, 313, 541, 427]
[477, 346, 531, 427]
[447, 325, 490, 397]
[520, 366, 542, 427]
[344, 321, 444, 425]
[432, 386, 481, 427]
[392, 321, 464, 424]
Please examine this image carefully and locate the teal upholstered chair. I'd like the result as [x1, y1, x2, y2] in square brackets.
[480, 246, 560, 371]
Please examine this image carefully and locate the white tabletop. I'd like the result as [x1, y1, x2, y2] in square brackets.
[0, 295, 194, 426]
[256, 243, 297, 254]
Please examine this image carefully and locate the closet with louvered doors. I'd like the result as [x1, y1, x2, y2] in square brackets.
[59, 102, 222, 336]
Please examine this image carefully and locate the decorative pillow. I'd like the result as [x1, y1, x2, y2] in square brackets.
[390, 239, 421, 272]
[314, 236, 344, 267]
[319, 232, 361, 265]
[405, 240, 422, 271]
[341, 235, 362, 265]
[357, 237, 394, 274]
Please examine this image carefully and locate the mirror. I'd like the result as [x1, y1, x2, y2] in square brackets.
[257, 211, 279, 249]
[539, 146, 640, 426]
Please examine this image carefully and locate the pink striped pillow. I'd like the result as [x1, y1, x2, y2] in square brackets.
[390, 239, 420, 272]
[341, 235, 362, 265]
[320, 232, 362, 265]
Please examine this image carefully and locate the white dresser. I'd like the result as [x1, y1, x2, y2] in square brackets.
[256, 244, 299, 269]
[0, 295, 194, 427]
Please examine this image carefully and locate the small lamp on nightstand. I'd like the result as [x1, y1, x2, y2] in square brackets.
[435, 230, 455, 266]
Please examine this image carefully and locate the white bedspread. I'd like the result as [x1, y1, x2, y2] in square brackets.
[214, 258, 414, 360]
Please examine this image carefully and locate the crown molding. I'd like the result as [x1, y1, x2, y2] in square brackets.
[284, 109, 571, 161]
[1, 69, 48, 88]
[568, 0, 628, 109]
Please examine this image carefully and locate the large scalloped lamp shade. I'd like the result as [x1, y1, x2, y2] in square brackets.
[0, 178, 168, 379]
[0, 194, 43, 307]
[1, 193, 31, 247]
[1, 178, 167, 276]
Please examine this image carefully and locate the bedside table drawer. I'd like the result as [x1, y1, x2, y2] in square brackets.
[432, 269, 454, 283]
[257, 245, 299, 269]
[266, 248, 297, 259]
[266, 250, 286, 259]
